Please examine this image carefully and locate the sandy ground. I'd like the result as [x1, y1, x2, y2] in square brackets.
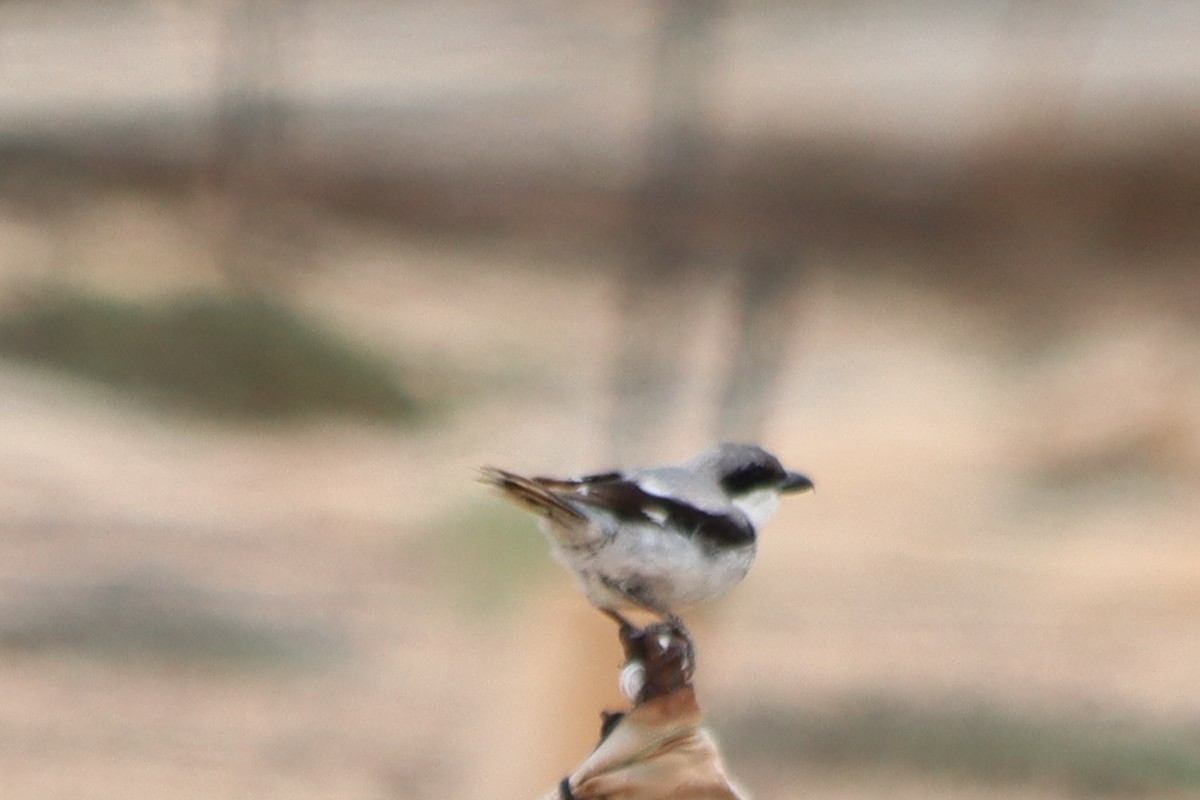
[0, 190, 1198, 799]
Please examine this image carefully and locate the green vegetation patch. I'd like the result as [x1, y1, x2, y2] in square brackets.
[0, 574, 340, 671]
[722, 694, 1200, 797]
[431, 500, 554, 618]
[0, 289, 416, 420]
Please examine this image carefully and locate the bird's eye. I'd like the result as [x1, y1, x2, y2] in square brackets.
[721, 464, 784, 494]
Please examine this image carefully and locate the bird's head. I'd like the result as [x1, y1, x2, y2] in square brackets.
[691, 443, 813, 529]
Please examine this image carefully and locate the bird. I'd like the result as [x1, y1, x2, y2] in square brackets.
[479, 443, 812, 631]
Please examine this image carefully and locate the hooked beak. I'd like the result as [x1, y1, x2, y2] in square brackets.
[781, 471, 814, 493]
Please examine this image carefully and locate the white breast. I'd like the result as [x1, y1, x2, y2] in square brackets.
[731, 488, 780, 530]
[552, 517, 756, 611]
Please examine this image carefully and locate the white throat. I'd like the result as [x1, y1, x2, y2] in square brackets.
[731, 488, 781, 530]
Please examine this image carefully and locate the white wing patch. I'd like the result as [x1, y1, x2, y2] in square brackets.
[644, 505, 669, 525]
[634, 470, 728, 514]
[633, 475, 675, 500]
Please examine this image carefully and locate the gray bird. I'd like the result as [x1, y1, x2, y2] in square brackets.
[480, 444, 812, 630]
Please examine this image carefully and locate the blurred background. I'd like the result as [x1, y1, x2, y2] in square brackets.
[2, 1, 1199, 798]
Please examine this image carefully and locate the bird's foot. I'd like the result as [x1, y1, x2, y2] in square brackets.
[610, 618, 694, 704]
[662, 613, 696, 679]
[600, 608, 696, 684]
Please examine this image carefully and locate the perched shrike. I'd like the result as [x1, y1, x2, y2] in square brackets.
[479, 444, 812, 628]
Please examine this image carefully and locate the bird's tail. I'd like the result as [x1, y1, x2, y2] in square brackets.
[478, 467, 586, 528]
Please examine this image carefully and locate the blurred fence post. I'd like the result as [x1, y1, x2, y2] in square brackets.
[610, 0, 724, 464]
[207, 0, 308, 296]
[610, 0, 808, 461]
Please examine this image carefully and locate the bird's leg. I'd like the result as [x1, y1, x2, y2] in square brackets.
[602, 608, 650, 663]
[601, 608, 637, 636]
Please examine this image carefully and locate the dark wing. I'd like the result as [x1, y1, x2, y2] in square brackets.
[569, 475, 755, 548]
[529, 470, 622, 490]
